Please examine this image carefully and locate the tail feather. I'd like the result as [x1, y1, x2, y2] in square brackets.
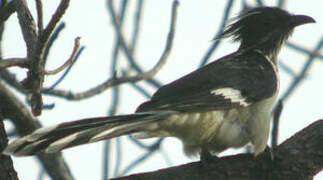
[3, 111, 173, 156]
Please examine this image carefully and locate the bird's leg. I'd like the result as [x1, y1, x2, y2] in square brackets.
[264, 145, 275, 161]
[255, 145, 275, 163]
[254, 145, 275, 177]
[200, 148, 220, 167]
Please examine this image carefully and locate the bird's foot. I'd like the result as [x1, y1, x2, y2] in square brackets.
[264, 145, 275, 161]
[200, 149, 220, 167]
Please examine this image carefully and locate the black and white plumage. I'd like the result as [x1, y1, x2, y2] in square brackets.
[3, 7, 315, 157]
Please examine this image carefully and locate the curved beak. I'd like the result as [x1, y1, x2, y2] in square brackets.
[291, 15, 316, 27]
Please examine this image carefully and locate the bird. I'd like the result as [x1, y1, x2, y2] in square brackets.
[3, 7, 315, 160]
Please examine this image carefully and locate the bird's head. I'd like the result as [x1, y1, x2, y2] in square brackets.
[220, 7, 315, 58]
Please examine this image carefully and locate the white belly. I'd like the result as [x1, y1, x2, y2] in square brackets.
[134, 93, 278, 157]
[140, 96, 277, 157]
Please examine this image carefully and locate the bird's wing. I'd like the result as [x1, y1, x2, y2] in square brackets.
[136, 50, 278, 112]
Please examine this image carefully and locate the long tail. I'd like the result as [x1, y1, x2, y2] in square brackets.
[3, 111, 172, 156]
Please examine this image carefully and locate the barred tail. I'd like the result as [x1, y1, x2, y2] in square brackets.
[3, 111, 172, 156]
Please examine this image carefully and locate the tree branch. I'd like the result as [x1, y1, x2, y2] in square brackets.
[41, 0, 179, 100]
[14, 0, 37, 54]
[0, 0, 16, 24]
[14, 0, 72, 116]
[44, 37, 81, 75]
[281, 37, 323, 101]
[0, 58, 28, 69]
[35, 0, 44, 34]
[40, 0, 70, 43]
[113, 120, 323, 180]
[0, 111, 18, 180]
[286, 41, 323, 60]
[0, 81, 74, 180]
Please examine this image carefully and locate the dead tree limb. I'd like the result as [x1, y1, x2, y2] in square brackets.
[0, 81, 74, 180]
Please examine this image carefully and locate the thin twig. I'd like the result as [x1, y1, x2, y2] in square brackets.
[42, 52, 169, 99]
[127, 82, 151, 99]
[107, 0, 162, 88]
[103, 139, 111, 180]
[128, 136, 163, 149]
[280, 37, 323, 101]
[271, 100, 283, 149]
[107, 0, 142, 73]
[120, 147, 159, 176]
[43, 22, 66, 64]
[40, 0, 70, 43]
[286, 41, 323, 60]
[114, 138, 122, 177]
[103, 0, 129, 179]
[129, 0, 144, 55]
[43, 0, 179, 100]
[47, 46, 85, 90]
[279, 60, 297, 77]
[44, 37, 81, 75]
[0, 58, 28, 68]
[199, 0, 234, 66]
[35, 0, 44, 34]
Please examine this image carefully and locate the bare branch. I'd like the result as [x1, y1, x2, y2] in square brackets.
[42, 0, 179, 100]
[279, 60, 297, 77]
[43, 22, 66, 64]
[15, 0, 42, 116]
[271, 100, 283, 149]
[42, 52, 171, 99]
[129, 0, 144, 55]
[0, 81, 74, 180]
[14, 0, 38, 54]
[14, 0, 71, 116]
[44, 37, 81, 75]
[0, 70, 26, 93]
[107, 0, 142, 73]
[46, 46, 85, 90]
[281, 37, 323, 101]
[41, 0, 70, 43]
[0, 112, 18, 180]
[107, 0, 162, 88]
[0, 0, 16, 23]
[0, 58, 28, 69]
[199, 0, 234, 66]
[103, 1, 129, 178]
[286, 41, 323, 60]
[35, 0, 44, 33]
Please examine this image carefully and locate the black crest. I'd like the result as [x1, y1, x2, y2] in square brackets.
[219, 7, 314, 56]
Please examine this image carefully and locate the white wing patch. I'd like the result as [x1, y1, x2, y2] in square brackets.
[211, 88, 250, 107]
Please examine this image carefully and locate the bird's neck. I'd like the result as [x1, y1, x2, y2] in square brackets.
[238, 38, 286, 65]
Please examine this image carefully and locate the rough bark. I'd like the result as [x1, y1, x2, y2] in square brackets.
[113, 120, 323, 180]
[0, 111, 18, 180]
[0, 81, 74, 180]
